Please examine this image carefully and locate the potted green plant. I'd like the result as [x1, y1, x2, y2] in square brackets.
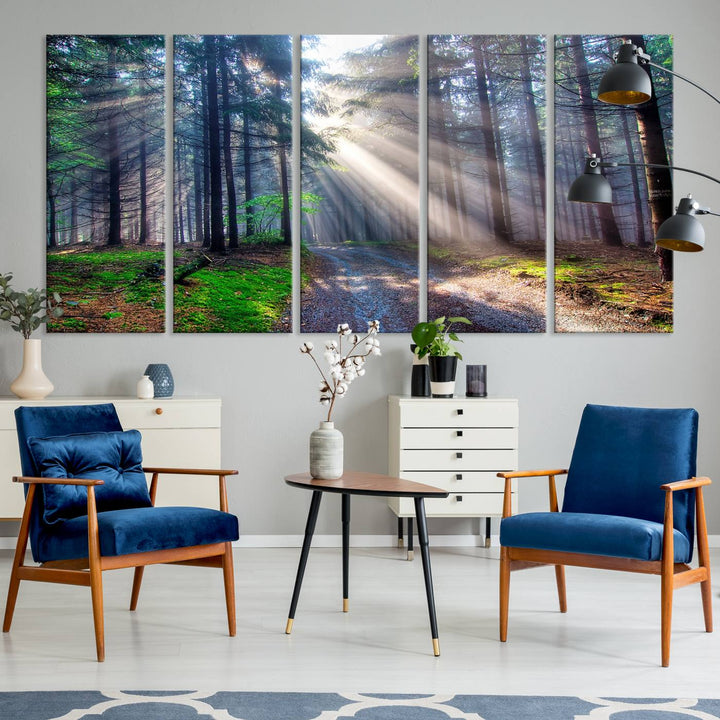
[0, 273, 63, 399]
[411, 316, 471, 397]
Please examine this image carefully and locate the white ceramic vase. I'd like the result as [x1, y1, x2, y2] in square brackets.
[10, 338, 54, 400]
[136, 375, 154, 399]
[309, 421, 344, 480]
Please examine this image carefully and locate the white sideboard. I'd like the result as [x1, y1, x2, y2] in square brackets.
[0, 396, 222, 519]
[388, 395, 519, 546]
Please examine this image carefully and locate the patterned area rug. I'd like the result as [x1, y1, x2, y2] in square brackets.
[2, 692, 720, 720]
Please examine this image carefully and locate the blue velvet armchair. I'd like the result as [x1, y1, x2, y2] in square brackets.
[3, 403, 239, 661]
[498, 404, 712, 667]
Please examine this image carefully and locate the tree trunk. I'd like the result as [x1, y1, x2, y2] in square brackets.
[520, 35, 546, 237]
[219, 40, 239, 249]
[138, 137, 148, 244]
[471, 38, 510, 245]
[201, 76, 211, 248]
[570, 37, 622, 246]
[204, 36, 225, 253]
[628, 35, 673, 281]
[106, 45, 122, 247]
[240, 67, 255, 238]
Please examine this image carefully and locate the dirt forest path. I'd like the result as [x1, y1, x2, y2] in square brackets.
[302, 242, 663, 334]
[301, 242, 420, 332]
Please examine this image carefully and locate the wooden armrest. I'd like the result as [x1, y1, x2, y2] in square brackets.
[497, 468, 568, 479]
[143, 467, 238, 477]
[661, 476, 712, 492]
[13, 475, 104, 487]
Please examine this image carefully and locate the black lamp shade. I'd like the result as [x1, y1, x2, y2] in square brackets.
[597, 43, 652, 105]
[655, 196, 706, 252]
[655, 215, 706, 252]
[568, 169, 613, 203]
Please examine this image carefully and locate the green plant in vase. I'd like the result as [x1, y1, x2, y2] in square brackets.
[411, 316, 470, 397]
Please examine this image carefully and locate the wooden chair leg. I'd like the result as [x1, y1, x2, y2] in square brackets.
[661, 491, 674, 667]
[87, 488, 105, 662]
[499, 546, 510, 642]
[555, 565, 567, 613]
[222, 542, 236, 637]
[3, 485, 35, 633]
[695, 487, 713, 633]
[130, 567, 144, 611]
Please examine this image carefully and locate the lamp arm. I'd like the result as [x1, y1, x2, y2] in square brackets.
[598, 160, 720, 187]
[644, 60, 720, 106]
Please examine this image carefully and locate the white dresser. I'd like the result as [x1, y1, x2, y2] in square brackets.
[388, 395, 519, 550]
[0, 396, 222, 519]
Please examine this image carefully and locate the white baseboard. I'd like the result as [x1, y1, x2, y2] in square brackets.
[2, 534, 720, 550]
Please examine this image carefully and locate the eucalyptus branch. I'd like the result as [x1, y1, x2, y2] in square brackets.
[0, 273, 64, 339]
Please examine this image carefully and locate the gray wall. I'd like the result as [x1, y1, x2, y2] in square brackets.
[1, 0, 719, 538]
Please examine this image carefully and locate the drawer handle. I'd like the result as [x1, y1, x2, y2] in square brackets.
[456, 452, 463, 459]
[455, 495, 463, 502]
[456, 430, 463, 437]
[457, 408, 464, 416]
[456, 473, 463, 481]
[155, 407, 163, 415]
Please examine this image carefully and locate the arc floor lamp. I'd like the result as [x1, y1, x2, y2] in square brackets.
[569, 39, 720, 252]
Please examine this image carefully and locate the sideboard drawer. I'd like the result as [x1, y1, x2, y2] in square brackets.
[115, 399, 220, 430]
[390, 492, 513, 517]
[401, 427, 517, 450]
[398, 399, 518, 429]
[398, 470, 506, 493]
[400, 448, 517, 472]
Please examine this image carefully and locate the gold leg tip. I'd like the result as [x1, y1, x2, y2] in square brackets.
[343, 598, 349, 613]
[285, 618, 294, 634]
[407, 550, 414, 561]
[432, 638, 440, 656]
[398, 539, 404, 548]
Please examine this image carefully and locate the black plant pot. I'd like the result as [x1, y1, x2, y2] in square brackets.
[410, 343, 430, 397]
[428, 356, 458, 398]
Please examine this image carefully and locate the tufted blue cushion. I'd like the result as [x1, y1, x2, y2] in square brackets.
[500, 511, 692, 563]
[28, 430, 152, 525]
[562, 404, 698, 551]
[34, 506, 239, 563]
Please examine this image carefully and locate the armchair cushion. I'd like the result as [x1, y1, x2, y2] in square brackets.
[28, 430, 152, 525]
[34, 506, 240, 563]
[500, 511, 692, 563]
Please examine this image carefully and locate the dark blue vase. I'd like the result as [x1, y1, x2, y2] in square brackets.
[144, 363, 174, 398]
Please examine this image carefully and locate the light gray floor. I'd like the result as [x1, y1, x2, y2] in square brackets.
[0, 546, 717, 697]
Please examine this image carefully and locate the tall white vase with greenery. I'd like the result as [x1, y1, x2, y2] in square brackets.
[1, 273, 63, 399]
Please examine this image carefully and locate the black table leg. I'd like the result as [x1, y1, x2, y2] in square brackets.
[407, 517, 414, 561]
[286, 490, 323, 634]
[342, 493, 350, 612]
[414, 496, 440, 656]
[485, 517, 492, 548]
[397, 517, 404, 548]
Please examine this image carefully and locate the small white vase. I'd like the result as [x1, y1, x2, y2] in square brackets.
[309, 421, 344, 480]
[136, 375, 154, 399]
[10, 338, 54, 400]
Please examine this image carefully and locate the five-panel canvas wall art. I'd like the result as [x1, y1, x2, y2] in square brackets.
[45, 34, 673, 334]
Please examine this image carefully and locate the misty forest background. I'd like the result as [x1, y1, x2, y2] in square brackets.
[300, 35, 420, 333]
[427, 34, 547, 333]
[173, 35, 294, 333]
[46, 35, 165, 333]
[554, 34, 673, 332]
[42, 34, 673, 336]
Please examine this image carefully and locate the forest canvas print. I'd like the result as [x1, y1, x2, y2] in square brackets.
[427, 35, 547, 333]
[173, 35, 292, 333]
[300, 35, 419, 333]
[554, 34, 673, 332]
[46, 35, 165, 333]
